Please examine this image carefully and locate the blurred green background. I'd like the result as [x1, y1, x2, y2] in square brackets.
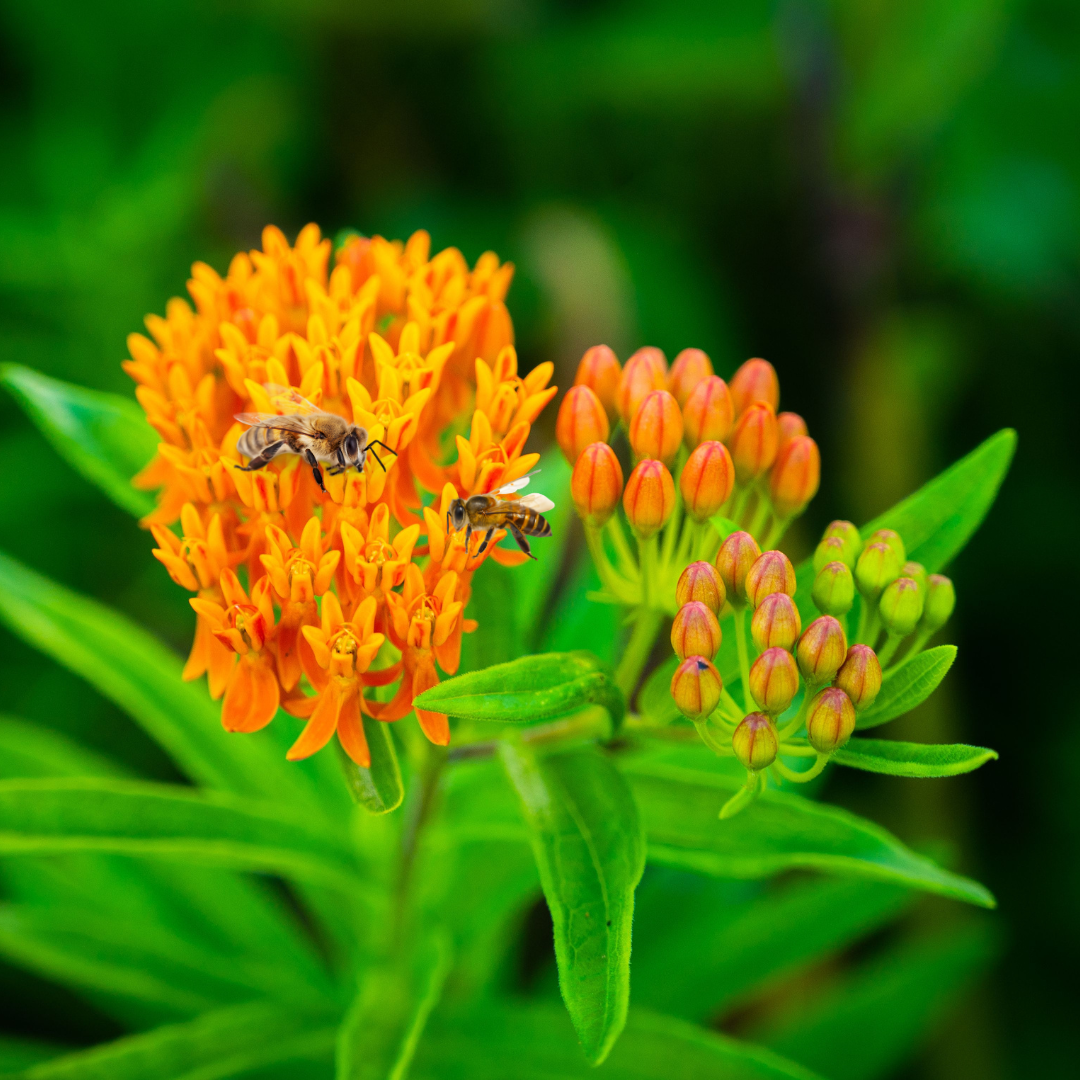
[0, 0, 1074, 1076]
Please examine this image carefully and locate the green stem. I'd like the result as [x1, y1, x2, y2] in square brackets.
[747, 494, 771, 543]
[615, 606, 664, 697]
[773, 753, 829, 784]
[693, 718, 732, 756]
[585, 524, 635, 603]
[854, 599, 880, 645]
[733, 605, 752, 712]
[777, 686, 815, 740]
[761, 513, 788, 550]
[606, 514, 638, 580]
[877, 633, 904, 667]
[661, 484, 683, 569]
[394, 741, 445, 944]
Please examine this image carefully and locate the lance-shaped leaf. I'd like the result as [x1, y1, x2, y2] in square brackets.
[856, 646, 956, 730]
[0, 778, 363, 890]
[1, 364, 158, 518]
[10, 1001, 338, 1080]
[621, 756, 994, 907]
[499, 741, 646, 1065]
[337, 718, 404, 815]
[416, 652, 625, 734]
[833, 739, 997, 778]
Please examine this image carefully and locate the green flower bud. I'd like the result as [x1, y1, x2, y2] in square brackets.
[824, 520, 862, 565]
[813, 535, 849, 573]
[732, 712, 778, 771]
[834, 644, 882, 711]
[878, 576, 925, 637]
[868, 528, 906, 564]
[812, 561, 855, 616]
[854, 542, 901, 601]
[920, 574, 956, 634]
[806, 686, 856, 753]
[902, 560, 928, 592]
[796, 615, 848, 685]
[748, 647, 800, 715]
[670, 656, 723, 720]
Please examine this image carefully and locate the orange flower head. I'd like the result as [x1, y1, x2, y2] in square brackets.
[667, 348, 713, 408]
[556, 385, 610, 466]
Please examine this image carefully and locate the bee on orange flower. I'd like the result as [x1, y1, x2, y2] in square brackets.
[446, 472, 555, 560]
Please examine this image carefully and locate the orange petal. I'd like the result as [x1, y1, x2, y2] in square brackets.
[287, 680, 344, 760]
[413, 661, 449, 745]
[221, 660, 254, 732]
[336, 690, 370, 767]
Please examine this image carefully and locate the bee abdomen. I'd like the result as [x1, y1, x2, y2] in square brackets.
[237, 427, 272, 458]
[520, 510, 552, 536]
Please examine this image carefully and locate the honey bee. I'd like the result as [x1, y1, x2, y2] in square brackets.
[447, 473, 555, 560]
[235, 388, 395, 494]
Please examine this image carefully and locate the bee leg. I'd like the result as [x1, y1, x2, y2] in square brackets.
[475, 527, 497, 555]
[305, 450, 326, 493]
[367, 448, 388, 473]
[366, 439, 398, 458]
[238, 441, 285, 472]
[507, 522, 536, 560]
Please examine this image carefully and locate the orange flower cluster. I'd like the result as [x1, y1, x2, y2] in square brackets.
[130, 225, 556, 766]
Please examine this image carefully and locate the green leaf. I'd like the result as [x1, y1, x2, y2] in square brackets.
[0, 1037, 61, 1072]
[1, 364, 158, 518]
[861, 428, 1016, 571]
[10, 1002, 338, 1080]
[834, 739, 997, 778]
[499, 741, 646, 1065]
[0, 778, 363, 890]
[638, 655, 680, 725]
[856, 645, 956, 730]
[0, 714, 125, 779]
[754, 925, 996, 1080]
[621, 755, 994, 907]
[413, 1002, 824, 1080]
[0, 548, 339, 815]
[337, 719, 404, 815]
[632, 875, 912, 1022]
[415, 651, 625, 733]
[335, 933, 451, 1080]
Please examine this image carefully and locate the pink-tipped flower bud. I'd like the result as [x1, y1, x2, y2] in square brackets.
[616, 350, 667, 424]
[824, 520, 862, 565]
[555, 385, 610, 466]
[575, 345, 621, 424]
[751, 592, 802, 651]
[668, 348, 714, 407]
[777, 411, 808, 451]
[715, 531, 761, 608]
[879, 576, 924, 636]
[744, 549, 797, 608]
[571, 442, 624, 528]
[920, 574, 955, 634]
[680, 440, 735, 522]
[729, 357, 780, 416]
[834, 644, 882, 711]
[623, 459, 676, 539]
[676, 561, 726, 616]
[806, 686, 856, 753]
[683, 376, 735, 449]
[671, 601, 722, 661]
[854, 542, 902, 601]
[902, 560, 928, 592]
[813, 535, 851, 573]
[812, 561, 855, 617]
[729, 401, 779, 484]
[796, 615, 848, 685]
[670, 656, 723, 720]
[869, 528, 906, 564]
[769, 435, 820, 518]
[749, 647, 800, 715]
[732, 712, 778, 771]
[629, 389, 683, 465]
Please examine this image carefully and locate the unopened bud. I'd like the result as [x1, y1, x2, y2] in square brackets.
[869, 528, 906, 564]
[834, 644, 882, 711]
[623, 459, 676, 539]
[617, 351, 667, 423]
[575, 345, 621, 423]
[732, 712, 778, 771]
[671, 601, 722, 661]
[715, 531, 761, 607]
[670, 656, 722, 720]
[556, 385, 610, 465]
[668, 348, 714, 408]
[729, 357, 780, 416]
[571, 442, 624, 528]
[676, 561, 726, 615]
[920, 574, 956, 634]
[729, 401, 779, 484]
[814, 536, 850, 573]
[854, 542, 901, 601]
[629, 390, 683, 465]
[777, 411, 808, 450]
[751, 592, 801, 651]
[824, 521, 862, 565]
[806, 687, 856, 753]
[629, 346, 668, 378]
[749, 647, 800, 715]
[879, 576, 924, 636]
[680, 440, 735, 522]
[769, 435, 820, 518]
[796, 616, 848, 685]
[745, 550, 796, 608]
[812, 561, 855, 616]
[902, 561, 928, 592]
[683, 376, 735, 448]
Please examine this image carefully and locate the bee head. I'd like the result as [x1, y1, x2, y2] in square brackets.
[344, 429, 363, 466]
[448, 499, 468, 532]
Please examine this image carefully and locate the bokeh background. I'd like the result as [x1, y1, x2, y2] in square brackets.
[0, 1, 1076, 1076]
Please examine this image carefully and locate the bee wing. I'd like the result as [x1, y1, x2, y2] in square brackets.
[519, 493, 555, 513]
[263, 384, 321, 415]
[493, 468, 540, 495]
[234, 412, 319, 434]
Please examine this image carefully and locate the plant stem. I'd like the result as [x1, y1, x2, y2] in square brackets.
[877, 633, 904, 667]
[394, 741, 445, 944]
[733, 605, 752, 712]
[773, 753, 829, 783]
[606, 515, 638, 580]
[616, 605, 664, 697]
[854, 599, 879, 645]
[584, 525, 635, 603]
[777, 688, 814, 740]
